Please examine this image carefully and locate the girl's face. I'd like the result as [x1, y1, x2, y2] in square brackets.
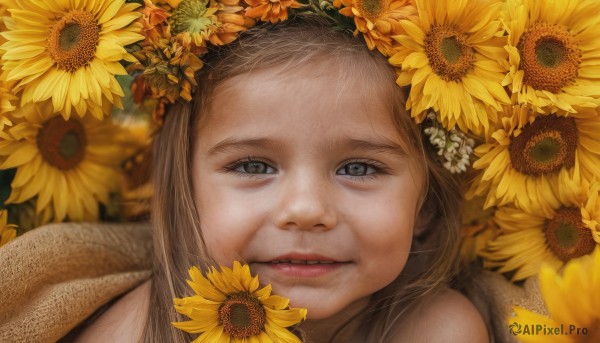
[192, 62, 425, 319]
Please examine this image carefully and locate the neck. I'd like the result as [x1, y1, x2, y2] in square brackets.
[297, 296, 371, 343]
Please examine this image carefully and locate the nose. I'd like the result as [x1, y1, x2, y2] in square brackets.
[272, 170, 337, 231]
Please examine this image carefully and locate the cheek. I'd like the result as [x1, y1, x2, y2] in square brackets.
[194, 176, 269, 264]
[349, 191, 417, 284]
[359, 221, 413, 281]
[350, 188, 417, 249]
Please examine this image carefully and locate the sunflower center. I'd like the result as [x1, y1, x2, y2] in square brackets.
[59, 132, 81, 159]
[356, 0, 386, 20]
[59, 24, 80, 50]
[48, 10, 99, 72]
[230, 303, 252, 327]
[441, 36, 461, 64]
[518, 23, 581, 93]
[536, 38, 564, 68]
[218, 292, 266, 338]
[509, 115, 577, 176]
[37, 116, 87, 170]
[170, 0, 216, 36]
[545, 207, 595, 262]
[424, 26, 475, 82]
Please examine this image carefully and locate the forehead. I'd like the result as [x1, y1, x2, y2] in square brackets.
[196, 61, 408, 151]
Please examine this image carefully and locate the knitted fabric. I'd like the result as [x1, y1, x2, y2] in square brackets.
[0, 223, 152, 343]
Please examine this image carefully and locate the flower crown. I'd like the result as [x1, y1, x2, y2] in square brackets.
[1, 0, 600, 302]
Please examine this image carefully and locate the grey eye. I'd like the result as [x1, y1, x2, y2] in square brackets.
[239, 161, 272, 174]
[338, 162, 375, 176]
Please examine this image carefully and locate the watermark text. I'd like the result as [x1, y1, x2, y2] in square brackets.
[509, 322, 589, 336]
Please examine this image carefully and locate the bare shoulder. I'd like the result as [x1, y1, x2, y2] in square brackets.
[74, 280, 151, 343]
[389, 288, 489, 343]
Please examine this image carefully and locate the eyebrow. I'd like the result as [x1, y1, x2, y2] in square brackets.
[206, 137, 407, 157]
[343, 138, 407, 157]
[207, 138, 283, 157]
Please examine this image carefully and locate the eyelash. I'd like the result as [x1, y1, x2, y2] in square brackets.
[341, 159, 386, 182]
[222, 156, 273, 179]
[222, 156, 388, 182]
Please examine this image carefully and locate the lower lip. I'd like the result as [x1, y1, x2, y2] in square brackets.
[264, 263, 347, 277]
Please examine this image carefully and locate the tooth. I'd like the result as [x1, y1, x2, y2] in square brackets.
[306, 261, 319, 264]
[290, 259, 304, 264]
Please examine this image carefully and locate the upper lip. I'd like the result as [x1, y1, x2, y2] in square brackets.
[259, 252, 345, 263]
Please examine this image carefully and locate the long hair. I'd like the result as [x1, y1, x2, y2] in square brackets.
[144, 14, 462, 343]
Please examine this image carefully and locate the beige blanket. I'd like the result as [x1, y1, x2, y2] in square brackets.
[0, 223, 152, 343]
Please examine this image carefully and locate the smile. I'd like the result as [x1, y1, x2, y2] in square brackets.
[252, 252, 352, 277]
[265, 262, 347, 277]
[270, 260, 336, 264]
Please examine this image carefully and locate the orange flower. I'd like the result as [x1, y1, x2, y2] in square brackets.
[142, 0, 171, 29]
[156, 0, 184, 6]
[335, 0, 416, 56]
[166, 0, 253, 48]
[213, 0, 256, 45]
[245, 0, 303, 24]
[131, 29, 204, 105]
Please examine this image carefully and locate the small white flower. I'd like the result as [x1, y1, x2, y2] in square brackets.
[422, 111, 475, 174]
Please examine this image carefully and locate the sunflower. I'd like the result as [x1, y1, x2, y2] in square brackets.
[0, 0, 143, 120]
[467, 105, 600, 216]
[334, 0, 416, 56]
[502, 0, 600, 115]
[0, 79, 16, 130]
[480, 182, 600, 281]
[165, 0, 254, 48]
[0, 101, 130, 223]
[118, 121, 153, 220]
[245, 0, 302, 24]
[173, 261, 307, 342]
[0, 0, 16, 44]
[0, 209, 16, 248]
[389, 0, 510, 135]
[582, 183, 600, 243]
[460, 195, 500, 266]
[509, 247, 600, 342]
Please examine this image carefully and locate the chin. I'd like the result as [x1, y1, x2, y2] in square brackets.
[286, 293, 351, 319]
[305, 306, 342, 319]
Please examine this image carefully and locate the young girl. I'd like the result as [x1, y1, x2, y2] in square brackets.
[75, 15, 488, 342]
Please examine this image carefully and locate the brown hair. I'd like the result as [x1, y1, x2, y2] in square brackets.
[144, 14, 462, 342]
